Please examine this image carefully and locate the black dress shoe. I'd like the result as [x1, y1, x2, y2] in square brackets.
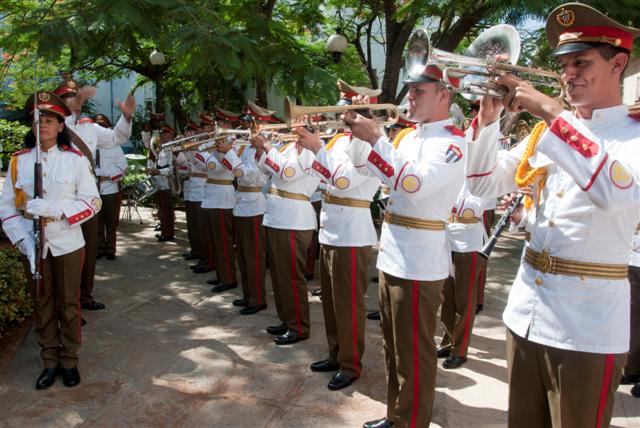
[240, 304, 267, 315]
[363, 418, 393, 428]
[371, 277, 379, 283]
[443, 356, 467, 369]
[266, 323, 287, 335]
[436, 347, 451, 359]
[157, 235, 175, 242]
[106, 254, 116, 261]
[184, 254, 199, 260]
[193, 266, 213, 274]
[35, 368, 57, 390]
[305, 273, 314, 281]
[207, 278, 221, 285]
[155, 233, 162, 238]
[182, 250, 192, 257]
[96, 253, 105, 260]
[274, 330, 308, 345]
[367, 311, 381, 320]
[233, 298, 249, 307]
[82, 301, 106, 311]
[310, 359, 340, 372]
[154, 224, 161, 231]
[621, 374, 640, 385]
[476, 304, 484, 314]
[310, 288, 322, 297]
[81, 318, 87, 326]
[328, 371, 357, 391]
[212, 282, 238, 292]
[632, 383, 640, 398]
[61, 367, 81, 387]
[190, 264, 201, 270]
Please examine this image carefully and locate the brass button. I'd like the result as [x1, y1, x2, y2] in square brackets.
[581, 143, 589, 151]
[556, 190, 564, 198]
[535, 277, 543, 286]
[560, 127, 568, 134]
[548, 219, 555, 227]
[388, 200, 394, 206]
[43, 172, 47, 177]
[570, 135, 578, 142]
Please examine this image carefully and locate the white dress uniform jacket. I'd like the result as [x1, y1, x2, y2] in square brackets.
[185, 151, 206, 202]
[310, 134, 379, 247]
[175, 152, 191, 200]
[631, 225, 640, 267]
[466, 105, 640, 354]
[361, 119, 467, 281]
[1, 146, 101, 257]
[66, 114, 132, 158]
[96, 146, 127, 196]
[446, 182, 491, 253]
[258, 142, 321, 231]
[152, 148, 172, 190]
[194, 151, 235, 210]
[224, 146, 267, 217]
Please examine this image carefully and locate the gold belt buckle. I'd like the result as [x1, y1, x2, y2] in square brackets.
[536, 250, 553, 274]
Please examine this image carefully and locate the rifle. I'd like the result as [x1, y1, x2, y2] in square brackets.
[32, 102, 44, 296]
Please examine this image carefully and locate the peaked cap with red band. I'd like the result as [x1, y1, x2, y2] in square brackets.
[160, 124, 175, 134]
[25, 91, 72, 120]
[185, 120, 199, 131]
[246, 100, 282, 123]
[546, 2, 640, 56]
[403, 64, 460, 89]
[54, 78, 80, 97]
[199, 112, 216, 125]
[336, 79, 382, 103]
[94, 113, 112, 128]
[215, 107, 240, 123]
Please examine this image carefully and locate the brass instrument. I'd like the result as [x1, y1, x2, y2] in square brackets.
[158, 132, 217, 153]
[283, 97, 400, 127]
[405, 24, 565, 101]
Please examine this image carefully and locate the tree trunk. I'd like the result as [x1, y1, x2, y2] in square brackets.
[255, 75, 268, 107]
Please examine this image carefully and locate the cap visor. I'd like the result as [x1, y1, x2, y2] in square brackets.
[403, 76, 440, 85]
[552, 42, 605, 57]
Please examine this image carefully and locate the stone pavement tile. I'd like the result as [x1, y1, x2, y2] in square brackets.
[181, 395, 282, 427]
[611, 389, 640, 427]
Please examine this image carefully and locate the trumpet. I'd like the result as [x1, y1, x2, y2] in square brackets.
[284, 97, 400, 127]
[405, 24, 565, 100]
[157, 132, 217, 154]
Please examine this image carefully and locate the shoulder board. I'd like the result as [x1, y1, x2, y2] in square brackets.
[444, 125, 465, 137]
[278, 142, 294, 153]
[392, 126, 416, 149]
[629, 108, 640, 121]
[12, 148, 32, 157]
[325, 132, 352, 152]
[60, 146, 84, 156]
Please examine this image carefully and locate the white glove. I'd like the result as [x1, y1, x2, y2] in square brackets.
[159, 167, 171, 176]
[16, 236, 36, 274]
[26, 198, 63, 219]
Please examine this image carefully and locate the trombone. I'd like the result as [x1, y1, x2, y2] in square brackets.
[405, 24, 565, 100]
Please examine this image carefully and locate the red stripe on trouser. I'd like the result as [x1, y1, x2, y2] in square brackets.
[290, 231, 303, 336]
[219, 211, 232, 282]
[254, 217, 262, 305]
[595, 354, 615, 428]
[350, 247, 360, 375]
[411, 280, 420, 428]
[77, 248, 85, 343]
[461, 252, 477, 355]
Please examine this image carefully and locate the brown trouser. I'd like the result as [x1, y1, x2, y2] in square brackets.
[196, 204, 215, 269]
[185, 200, 200, 258]
[266, 227, 313, 337]
[440, 251, 485, 357]
[207, 208, 236, 285]
[305, 200, 322, 277]
[235, 215, 266, 307]
[320, 244, 372, 378]
[28, 248, 84, 369]
[98, 192, 121, 256]
[507, 329, 626, 428]
[626, 265, 640, 376]
[379, 271, 445, 428]
[477, 209, 494, 306]
[156, 189, 175, 237]
[80, 216, 98, 305]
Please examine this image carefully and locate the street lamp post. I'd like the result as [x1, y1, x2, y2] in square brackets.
[149, 49, 166, 113]
[326, 29, 348, 63]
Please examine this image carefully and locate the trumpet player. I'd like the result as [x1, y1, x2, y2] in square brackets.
[465, 3, 640, 426]
[296, 81, 382, 392]
[149, 124, 176, 242]
[345, 64, 466, 428]
[252, 130, 321, 345]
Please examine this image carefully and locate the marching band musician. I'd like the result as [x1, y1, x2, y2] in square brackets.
[193, 131, 238, 292]
[622, 223, 640, 388]
[465, 3, 640, 426]
[0, 91, 101, 389]
[94, 115, 127, 260]
[345, 64, 466, 428]
[296, 80, 383, 392]
[252, 130, 321, 345]
[437, 182, 493, 369]
[218, 132, 269, 315]
[54, 78, 134, 313]
[149, 124, 176, 242]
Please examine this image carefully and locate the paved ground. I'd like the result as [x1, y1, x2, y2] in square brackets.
[0, 205, 638, 427]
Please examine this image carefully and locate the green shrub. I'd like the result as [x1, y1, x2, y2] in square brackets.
[0, 246, 33, 336]
[0, 119, 30, 172]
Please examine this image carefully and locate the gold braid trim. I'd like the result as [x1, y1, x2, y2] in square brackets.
[514, 121, 548, 209]
[11, 157, 26, 210]
[392, 127, 415, 149]
[324, 133, 350, 152]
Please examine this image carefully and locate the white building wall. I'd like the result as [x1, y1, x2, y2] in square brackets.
[623, 57, 640, 105]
